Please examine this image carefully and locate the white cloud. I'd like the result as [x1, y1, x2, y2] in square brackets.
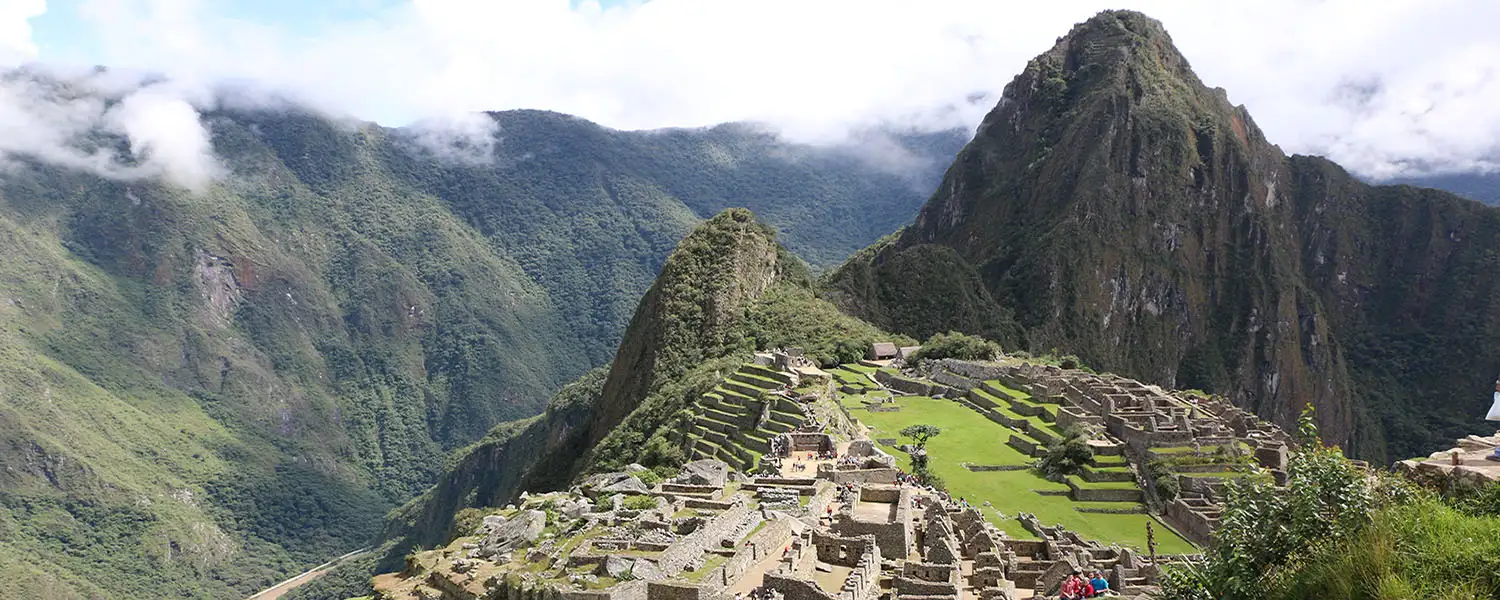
[0, 69, 221, 190]
[107, 85, 221, 190]
[5, 0, 1500, 179]
[0, 0, 44, 64]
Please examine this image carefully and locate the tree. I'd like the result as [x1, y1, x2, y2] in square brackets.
[911, 331, 1001, 362]
[1036, 425, 1094, 479]
[900, 425, 943, 450]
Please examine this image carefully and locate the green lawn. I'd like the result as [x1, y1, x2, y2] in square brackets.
[848, 394, 1195, 553]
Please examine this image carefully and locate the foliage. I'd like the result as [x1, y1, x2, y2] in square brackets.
[1146, 459, 1180, 502]
[1159, 443, 1373, 600]
[900, 424, 943, 449]
[621, 495, 657, 511]
[745, 286, 914, 367]
[1035, 425, 1095, 479]
[584, 210, 912, 474]
[911, 331, 1002, 362]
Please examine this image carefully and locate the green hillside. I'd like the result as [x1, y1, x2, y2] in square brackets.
[0, 96, 956, 598]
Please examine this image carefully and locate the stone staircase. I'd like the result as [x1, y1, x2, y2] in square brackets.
[687, 363, 806, 473]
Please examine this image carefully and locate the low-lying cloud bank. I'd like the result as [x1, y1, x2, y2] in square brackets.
[2, 0, 1498, 186]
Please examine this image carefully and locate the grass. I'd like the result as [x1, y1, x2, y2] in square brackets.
[847, 392, 1194, 553]
[679, 554, 729, 583]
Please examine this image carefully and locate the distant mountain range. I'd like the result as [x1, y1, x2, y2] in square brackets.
[1388, 171, 1500, 205]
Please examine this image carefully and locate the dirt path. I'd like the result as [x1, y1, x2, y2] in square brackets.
[246, 547, 371, 600]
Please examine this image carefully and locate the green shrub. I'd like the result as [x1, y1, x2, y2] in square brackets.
[622, 495, 657, 511]
[911, 331, 1001, 362]
[1036, 425, 1094, 479]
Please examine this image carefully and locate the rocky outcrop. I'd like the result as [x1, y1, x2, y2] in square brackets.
[828, 10, 1500, 462]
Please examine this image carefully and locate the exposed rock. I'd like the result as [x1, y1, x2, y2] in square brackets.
[601, 555, 635, 578]
[679, 459, 730, 487]
[473, 510, 546, 558]
[600, 476, 650, 495]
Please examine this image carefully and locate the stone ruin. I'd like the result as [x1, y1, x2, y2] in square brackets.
[1398, 430, 1500, 492]
[373, 353, 1284, 600]
[924, 357, 1295, 548]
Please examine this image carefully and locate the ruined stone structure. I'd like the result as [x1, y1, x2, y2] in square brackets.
[373, 353, 1295, 600]
[1398, 430, 1500, 492]
[926, 358, 1293, 547]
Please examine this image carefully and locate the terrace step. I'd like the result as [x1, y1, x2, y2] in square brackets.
[722, 380, 765, 399]
[729, 371, 784, 390]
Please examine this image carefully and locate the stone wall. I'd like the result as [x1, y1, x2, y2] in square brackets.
[654, 502, 753, 577]
[710, 517, 796, 588]
[822, 466, 898, 485]
[763, 573, 838, 600]
[833, 486, 912, 558]
[873, 370, 932, 396]
[1163, 499, 1216, 548]
[646, 582, 709, 600]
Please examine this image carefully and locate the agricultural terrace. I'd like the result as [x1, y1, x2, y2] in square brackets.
[832, 365, 1195, 554]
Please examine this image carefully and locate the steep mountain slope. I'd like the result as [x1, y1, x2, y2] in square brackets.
[334, 209, 902, 600]
[828, 10, 1500, 463]
[0, 86, 955, 598]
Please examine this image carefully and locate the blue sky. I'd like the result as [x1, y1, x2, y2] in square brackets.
[29, 0, 640, 66]
[31, 0, 409, 64]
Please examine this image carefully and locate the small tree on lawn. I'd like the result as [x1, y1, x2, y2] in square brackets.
[901, 424, 942, 472]
[901, 425, 942, 450]
[1036, 425, 1094, 480]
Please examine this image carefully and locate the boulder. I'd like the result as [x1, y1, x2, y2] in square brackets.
[624, 463, 650, 474]
[600, 476, 650, 495]
[680, 459, 730, 487]
[562, 498, 590, 520]
[473, 510, 546, 558]
[847, 440, 877, 456]
[473, 514, 508, 537]
[601, 554, 635, 578]
[630, 559, 664, 581]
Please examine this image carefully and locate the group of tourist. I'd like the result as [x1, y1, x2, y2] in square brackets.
[1059, 568, 1113, 599]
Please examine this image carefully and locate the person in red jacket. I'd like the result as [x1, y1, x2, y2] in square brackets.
[1060, 569, 1093, 600]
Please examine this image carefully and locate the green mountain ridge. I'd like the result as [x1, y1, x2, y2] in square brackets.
[287, 208, 907, 600]
[0, 96, 958, 598]
[826, 10, 1500, 464]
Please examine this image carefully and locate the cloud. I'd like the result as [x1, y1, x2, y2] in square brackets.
[396, 111, 500, 166]
[8, 0, 1500, 179]
[0, 68, 221, 190]
[107, 85, 221, 189]
[0, 0, 44, 64]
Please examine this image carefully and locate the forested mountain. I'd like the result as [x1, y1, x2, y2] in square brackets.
[827, 10, 1500, 465]
[0, 90, 958, 597]
[1390, 171, 1500, 205]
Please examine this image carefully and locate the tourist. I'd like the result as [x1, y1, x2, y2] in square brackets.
[1059, 569, 1091, 600]
[1088, 571, 1110, 596]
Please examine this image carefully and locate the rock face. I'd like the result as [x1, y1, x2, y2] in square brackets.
[472, 510, 546, 559]
[828, 10, 1500, 462]
[678, 459, 730, 487]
